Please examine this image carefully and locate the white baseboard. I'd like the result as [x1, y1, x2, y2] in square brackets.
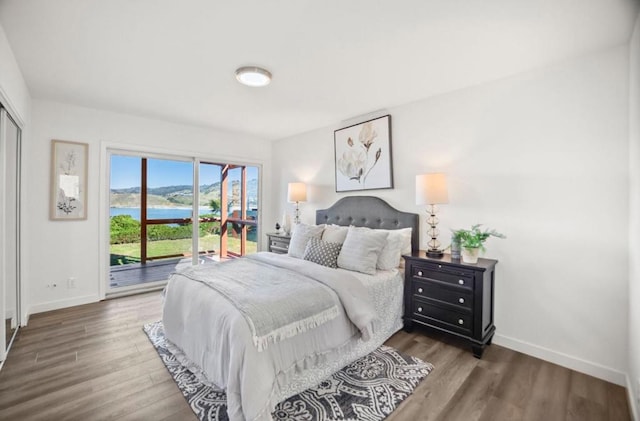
[628, 374, 639, 421]
[493, 333, 627, 386]
[28, 294, 100, 316]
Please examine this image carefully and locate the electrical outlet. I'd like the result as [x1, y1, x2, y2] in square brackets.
[67, 277, 76, 288]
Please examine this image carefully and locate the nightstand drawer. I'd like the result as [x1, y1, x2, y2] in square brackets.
[412, 267, 473, 290]
[412, 261, 475, 278]
[270, 239, 289, 250]
[412, 298, 473, 335]
[412, 279, 473, 310]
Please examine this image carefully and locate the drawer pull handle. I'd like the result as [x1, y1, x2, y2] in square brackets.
[417, 307, 423, 313]
[458, 298, 465, 304]
[458, 319, 464, 325]
[438, 265, 442, 268]
[417, 271, 423, 276]
[417, 288, 423, 293]
[458, 279, 464, 285]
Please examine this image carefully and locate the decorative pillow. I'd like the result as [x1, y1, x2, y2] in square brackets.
[376, 228, 413, 270]
[337, 226, 389, 275]
[287, 223, 325, 259]
[303, 237, 342, 268]
[322, 224, 349, 244]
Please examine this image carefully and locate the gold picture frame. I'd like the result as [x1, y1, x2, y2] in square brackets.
[50, 140, 88, 220]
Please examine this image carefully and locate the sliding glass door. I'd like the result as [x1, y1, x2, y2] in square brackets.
[0, 107, 21, 361]
[108, 151, 259, 290]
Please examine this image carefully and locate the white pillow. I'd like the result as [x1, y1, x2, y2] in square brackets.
[337, 226, 389, 275]
[322, 224, 349, 244]
[376, 228, 412, 270]
[288, 223, 325, 258]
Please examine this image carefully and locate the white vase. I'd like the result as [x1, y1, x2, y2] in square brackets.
[461, 247, 480, 264]
[282, 213, 291, 234]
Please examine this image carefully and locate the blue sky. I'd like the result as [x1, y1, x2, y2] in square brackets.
[110, 155, 258, 189]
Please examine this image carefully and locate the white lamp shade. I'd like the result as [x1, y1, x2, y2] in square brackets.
[416, 173, 449, 205]
[287, 182, 307, 202]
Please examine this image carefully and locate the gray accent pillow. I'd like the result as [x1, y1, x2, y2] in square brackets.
[322, 224, 349, 244]
[287, 223, 325, 259]
[337, 226, 389, 275]
[303, 237, 343, 268]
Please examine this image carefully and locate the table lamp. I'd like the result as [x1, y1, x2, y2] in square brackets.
[416, 173, 449, 257]
[287, 182, 307, 224]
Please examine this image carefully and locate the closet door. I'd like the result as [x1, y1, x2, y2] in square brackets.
[0, 108, 20, 362]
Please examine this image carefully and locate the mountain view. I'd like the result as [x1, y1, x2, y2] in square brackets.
[110, 179, 259, 210]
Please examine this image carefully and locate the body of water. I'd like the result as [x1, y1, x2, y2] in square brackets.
[110, 207, 213, 221]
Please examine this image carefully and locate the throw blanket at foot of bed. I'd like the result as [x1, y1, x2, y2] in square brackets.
[171, 252, 375, 351]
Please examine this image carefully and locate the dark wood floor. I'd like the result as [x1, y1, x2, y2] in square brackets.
[0, 292, 631, 421]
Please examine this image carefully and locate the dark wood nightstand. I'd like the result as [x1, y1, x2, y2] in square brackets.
[403, 252, 497, 358]
[266, 233, 291, 254]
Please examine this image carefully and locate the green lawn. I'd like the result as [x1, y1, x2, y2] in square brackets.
[110, 234, 257, 265]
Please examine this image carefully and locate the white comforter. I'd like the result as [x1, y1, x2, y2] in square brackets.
[162, 253, 404, 421]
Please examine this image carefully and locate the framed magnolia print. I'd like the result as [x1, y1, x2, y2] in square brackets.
[50, 140, 88, 220]
[334, 114, 393, 192]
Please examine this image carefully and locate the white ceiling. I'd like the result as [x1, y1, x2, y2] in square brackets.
[0, 0, 638, 140]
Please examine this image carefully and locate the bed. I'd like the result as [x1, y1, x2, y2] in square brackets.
[162, 196, 419, 421]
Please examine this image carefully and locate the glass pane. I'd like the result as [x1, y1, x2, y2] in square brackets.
[227, 166, 242, 219]
[200, 163, 222, 217]
[3, 111, 19, 349]
[199, 163, 222, 258]
[146, 158, 194, 220]
[226, 221, 242, 255]
[246, 224, 258, 254]
[146, 222, 193, 260]
[110, 155, 141, 266]
[198, 220, 219, 256]
[246, 166, 259, 255]
[109, 215, 142, 265]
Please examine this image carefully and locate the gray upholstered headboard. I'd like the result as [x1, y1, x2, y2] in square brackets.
[316, 196, 419, 252]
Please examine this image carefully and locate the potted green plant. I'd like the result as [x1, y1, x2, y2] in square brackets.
[454, 224, 505, 264]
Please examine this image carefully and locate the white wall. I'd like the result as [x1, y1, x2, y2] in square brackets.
[628, 11, 640, 420]
[25, 99, 273, 314]
[272, 45, 630, 385]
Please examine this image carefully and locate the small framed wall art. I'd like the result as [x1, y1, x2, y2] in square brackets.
[50, 139, 88, 220]
[334, 114, 393, 192]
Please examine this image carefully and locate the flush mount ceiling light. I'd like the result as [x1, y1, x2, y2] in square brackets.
[235, 66, 272, 87]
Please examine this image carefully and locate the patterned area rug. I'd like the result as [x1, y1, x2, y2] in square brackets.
[144, 321, 432, 421]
